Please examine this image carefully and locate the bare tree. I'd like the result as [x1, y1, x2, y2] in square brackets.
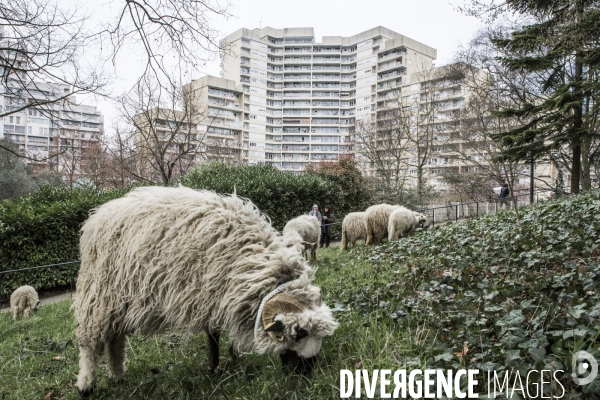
[352, 65, 454, 203]
[352, 92, 412, 197]
[0, 0, 232, 160]
[113, 76, 217, 185]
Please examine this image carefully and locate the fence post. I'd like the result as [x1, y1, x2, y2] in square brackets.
[477, 201, 479, 217]
[432, 209, 435, 227]
[456, 204, 458, 222]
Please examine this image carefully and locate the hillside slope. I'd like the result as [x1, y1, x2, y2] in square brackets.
[328, 191, 600, 396]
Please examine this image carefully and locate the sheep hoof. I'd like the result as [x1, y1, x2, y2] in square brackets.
[209, 366, 222, 377]
[78, 387, 94, 397]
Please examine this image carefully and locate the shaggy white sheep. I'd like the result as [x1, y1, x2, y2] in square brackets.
[340, 212, 367, 250]
[283, 215, 320, 261]
[364, 204, 400, 246]
[10, 285, 40, 320]
[388, 207, 429, 241]
[74, 186, 338, 396]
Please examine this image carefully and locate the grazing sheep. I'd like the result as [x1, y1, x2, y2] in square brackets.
[74, 186, 338, 396]
[283, 215, 320, 261]
[388, 208, 429, 241]
[340, 212, 367, 250]
[364, 204, 400, 246]
[10, 285, 40, 320]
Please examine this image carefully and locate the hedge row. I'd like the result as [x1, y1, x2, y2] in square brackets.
[180, 162, 370, 231]
[0, 185, 132, 297]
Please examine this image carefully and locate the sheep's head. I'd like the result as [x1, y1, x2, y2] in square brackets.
[414, 212, 429, 229]
[261, 292, 338, 375]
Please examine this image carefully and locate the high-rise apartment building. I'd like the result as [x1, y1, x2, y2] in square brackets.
[395, 64, 558, 193]
[215, 26, 437, 171]
[0, 26, 104, 184]
[1, 82, 104, 182]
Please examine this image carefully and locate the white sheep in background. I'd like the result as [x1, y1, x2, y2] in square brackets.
[283, 215, 320, 261]
[10, 285, 40, 320]
[388, 207, 429, 241]
[364, 204, 400, 246]
[340, 212, 367, 251]
[74, 186, 338, 397]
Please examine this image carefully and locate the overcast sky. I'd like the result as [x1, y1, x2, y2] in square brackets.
[84, 0, 484, 129]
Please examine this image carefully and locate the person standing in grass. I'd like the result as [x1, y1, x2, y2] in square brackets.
[309, 204, 322, 223]
[320, 205, 334, 248]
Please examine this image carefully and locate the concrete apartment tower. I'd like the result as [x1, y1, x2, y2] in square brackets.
[216, 26, 437, 171]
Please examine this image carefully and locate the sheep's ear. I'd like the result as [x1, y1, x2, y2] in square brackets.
[264, 320, 285, 332]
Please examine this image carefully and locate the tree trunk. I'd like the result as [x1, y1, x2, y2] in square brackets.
[571, 141, 581, 194]
[572, 4, 584, 193]
[581, 134, 591, 191]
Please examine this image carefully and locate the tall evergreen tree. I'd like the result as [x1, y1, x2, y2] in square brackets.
[475, 0, 600, 193]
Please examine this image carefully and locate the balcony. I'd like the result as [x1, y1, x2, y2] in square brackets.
[377, 80, 402, 91]
[284, 48, 312, 54]
[313, 48, 341, 53]
[378, 70, 406, 81]
[313, 83, 340, 89]
[284, 75, 311, 80]
[313, 92, 340, 98]
[283, 92, 311, 98]
[378, 59, 403, 72]
[284, 66, 311, 71]
[311, 118, 340, 125]
[313, 74, 341, 80]
[283, 118, 311, 125]
[378, 49, 407, 61]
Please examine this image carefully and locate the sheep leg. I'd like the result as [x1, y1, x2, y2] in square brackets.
[107, 334, 127, 379]
[366, 229, 373, 246]
[22, 307, 31, 318]
[76, 343, 101, 397]
[228, 344, 239, 360]
[311, 244, 317, 261]
[206, 329, 220, 372]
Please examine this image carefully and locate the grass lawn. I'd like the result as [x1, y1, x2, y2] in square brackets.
[0, 247, 419, 400]
[3, 190, 600, 399]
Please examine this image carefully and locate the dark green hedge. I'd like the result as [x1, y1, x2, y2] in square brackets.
[180, 163, 352, 231]
[0, 185, 131, 297]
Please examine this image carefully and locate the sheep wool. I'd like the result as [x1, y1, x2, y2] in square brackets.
[283, 215, 320, 261]
[364, 204, 400, 246]
[74, 186, 338, 396]
[10, 285, 39, 320]
[340, 212, 367, 250]
[388, 207, 416, 241]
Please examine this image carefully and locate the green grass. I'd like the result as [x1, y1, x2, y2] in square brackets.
[0, 247, 422, 400]
[3, 191, 600, 398]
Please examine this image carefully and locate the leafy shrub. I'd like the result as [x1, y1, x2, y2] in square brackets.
[304, 158, 372, 239]
[305, 158, 372, 217]
[331, 190, 600, 396]
[180, 163, 347, 230]
[0, 185, 131, 297]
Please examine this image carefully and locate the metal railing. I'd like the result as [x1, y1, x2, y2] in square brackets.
[417, 190, 558, 227]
